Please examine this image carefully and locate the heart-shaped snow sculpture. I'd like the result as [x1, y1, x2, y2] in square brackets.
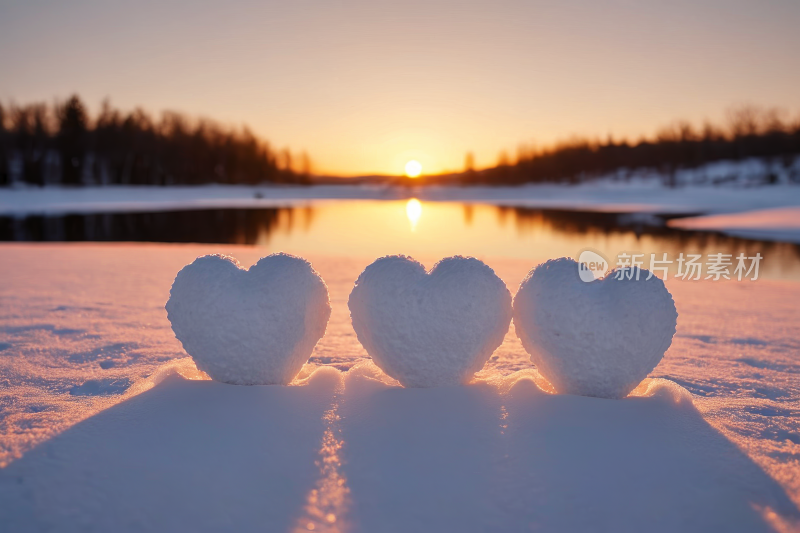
[348, 255, 512, 387]
[166, 253, 330, 385]
[513, 257, 677, 399]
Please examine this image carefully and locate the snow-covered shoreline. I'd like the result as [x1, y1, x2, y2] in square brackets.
[4, 177, 800, 244]
[2, 180, 800, 216]
[1, 155, 800, 218]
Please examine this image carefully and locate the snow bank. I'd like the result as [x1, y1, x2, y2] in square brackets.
[348, 255, 512, 387]
[166, 253, 330, 385]
[513, 258, 678, 399]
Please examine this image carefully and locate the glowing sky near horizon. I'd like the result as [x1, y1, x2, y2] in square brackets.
[1, 0, 798, 176]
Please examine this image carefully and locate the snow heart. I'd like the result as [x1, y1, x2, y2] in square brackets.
[513, 257, 678, 399]
[166, 253, 330, 385]
[348, 255, 512, 387]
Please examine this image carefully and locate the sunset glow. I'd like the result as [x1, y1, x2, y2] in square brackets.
[405, 160, 423, 178]
[2, 2, 798, 176]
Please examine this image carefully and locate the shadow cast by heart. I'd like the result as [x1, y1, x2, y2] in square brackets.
[1, 365, 797, 533]
[338, 370, 800, 533]
[496, 378, 800, 532]
[338, 367, 506, 533]
[0, 368, 341, 533]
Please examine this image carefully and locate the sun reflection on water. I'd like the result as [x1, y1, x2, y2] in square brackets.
[406, 198, 422, 231]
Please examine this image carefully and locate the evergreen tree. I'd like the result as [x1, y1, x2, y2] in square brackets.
[0, 104, 7, 186]
[57, 95, 89, 185]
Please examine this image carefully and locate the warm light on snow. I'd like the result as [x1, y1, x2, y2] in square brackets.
[1, 234, 800, 530]
[293, 379, 350, 533]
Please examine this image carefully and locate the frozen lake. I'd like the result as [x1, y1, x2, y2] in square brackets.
[3, 199, 800, 280]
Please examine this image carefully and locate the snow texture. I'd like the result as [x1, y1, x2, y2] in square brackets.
[513, 257, 678, 399]
[1, 245, 800, 530]
[336, 364, 798, 533]
[348, 255, 512, 387]
[166, 253, 330, 385]
[0, 366, 342, 533]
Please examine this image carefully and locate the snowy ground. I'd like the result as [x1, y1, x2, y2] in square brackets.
[0, 243, 799, 531]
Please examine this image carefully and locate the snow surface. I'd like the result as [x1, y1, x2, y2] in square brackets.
[1, 243, 799, 531]
[339, 365, 796, 533]
[669, 206, 800, 244]
[348, 255, 511, 387]
[513, 258, 678, 399]
[166, 253, 330, 385]
[0, 365, 343, 532]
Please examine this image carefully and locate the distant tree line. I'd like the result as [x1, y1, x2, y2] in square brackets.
[0, 95, 309, 186]
[458, 105, 800, 186]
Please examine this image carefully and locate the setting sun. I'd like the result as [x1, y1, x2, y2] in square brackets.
[404, 160, 422, 178]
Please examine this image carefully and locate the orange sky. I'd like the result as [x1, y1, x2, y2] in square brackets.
[1, 0, 799, 176]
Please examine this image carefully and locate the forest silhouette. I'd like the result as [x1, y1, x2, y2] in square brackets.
[1, 96, 798, 186]
[456, 105, 800, 186]
[0, 95, 308, 187]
